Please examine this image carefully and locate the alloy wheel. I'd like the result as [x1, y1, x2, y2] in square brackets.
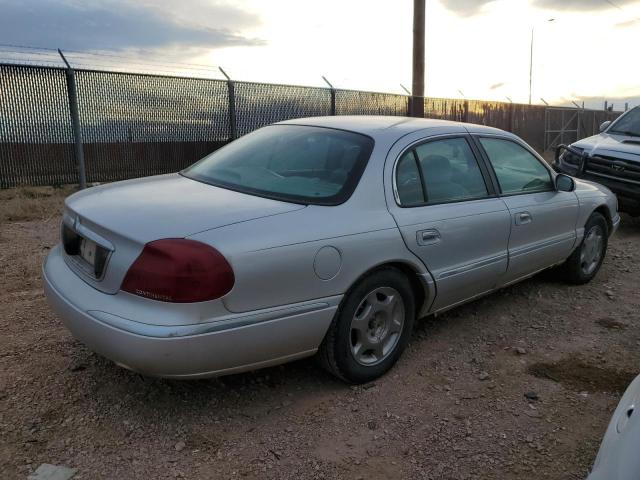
[349, 287, 405, 366]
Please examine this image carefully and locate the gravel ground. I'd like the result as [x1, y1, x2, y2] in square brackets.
[1, 189, 639, 480]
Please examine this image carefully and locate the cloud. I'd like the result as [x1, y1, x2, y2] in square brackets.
[531, 0, 638, 10]
[0, 0, 264, 51]
[564, 91, 640, 110]
[439, 0, 639, 16]
[615, 18, 640, 27]
[438, 0, 494, 17]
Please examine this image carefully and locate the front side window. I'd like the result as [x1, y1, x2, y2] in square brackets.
[479, 138, 553, 195]
[395, 137, 489, 206]
[183, 125, 374, 205]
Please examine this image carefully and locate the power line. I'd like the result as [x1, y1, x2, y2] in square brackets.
[63, 49, 221, 70]
[0, 42, 58, 52]
[66, 60, 220, 76]
[0, 48, 59, 58]
[66, 53, 221, 72]
[0, 58, 62, 66]
[0, 43, 226, 79]
[602, 0, 640, 21]
[0, 43, 222, 72]
[604, 0, 624, 10]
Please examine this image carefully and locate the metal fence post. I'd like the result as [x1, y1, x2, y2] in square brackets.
[219, 67, 237, 140]
[322, 76, 336, 115]
[400, 84, 412, 116]
[508, 103, 514, 133]
[58, 49, 87, 189]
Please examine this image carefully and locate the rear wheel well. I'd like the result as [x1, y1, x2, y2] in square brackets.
[350, 262, 427, 318]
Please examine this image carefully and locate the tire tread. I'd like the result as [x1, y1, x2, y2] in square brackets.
[561, 212, 608, 285]
[318, 266, 415, 384]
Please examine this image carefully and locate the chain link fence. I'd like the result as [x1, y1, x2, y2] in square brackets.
[0, 62, 623, 188]
[0, 64, 76, 187]
[235, 82, 331, 136]
[75, 69, 230, 182]
[336, 90, 408, 116]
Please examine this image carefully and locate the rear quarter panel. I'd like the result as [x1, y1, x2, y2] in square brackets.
[188, 137, 433, 313]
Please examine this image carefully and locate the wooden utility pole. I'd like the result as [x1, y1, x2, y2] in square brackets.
[411, 0, 425, 117]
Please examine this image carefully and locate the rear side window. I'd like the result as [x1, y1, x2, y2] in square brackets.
[479, 138, 553, 194]
[183, 125, 374, 206]
[396, 151, 425, 206]
[395, 137, 489, 206]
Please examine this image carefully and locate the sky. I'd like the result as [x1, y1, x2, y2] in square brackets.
[1, 0, 639, 108]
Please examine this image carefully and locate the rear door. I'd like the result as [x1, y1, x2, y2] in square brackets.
[386, 133, 511, 312]
[473, 135, 579, 284]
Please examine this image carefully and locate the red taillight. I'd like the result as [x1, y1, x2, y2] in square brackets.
[121, 239, 234, 303]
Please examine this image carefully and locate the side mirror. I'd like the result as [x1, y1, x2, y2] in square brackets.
[599, 121, 611, 133]
[556, 173, 575, 192]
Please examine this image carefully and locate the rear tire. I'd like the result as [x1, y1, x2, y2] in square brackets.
[561, 212, 608, 285]
[318, 267, 415, 384]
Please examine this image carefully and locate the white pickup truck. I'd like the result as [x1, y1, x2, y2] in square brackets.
[588, 374, 640, 480]
[555, 106, 640, 216]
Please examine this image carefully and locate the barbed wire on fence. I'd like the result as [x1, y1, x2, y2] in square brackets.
[0, 47, 628, 189]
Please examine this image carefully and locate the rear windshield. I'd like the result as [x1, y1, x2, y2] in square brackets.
[182, 125, 374, 205]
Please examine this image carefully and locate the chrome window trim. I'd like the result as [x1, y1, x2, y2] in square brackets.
[391, 133, 493, 208]
[472, 133, 557, 196]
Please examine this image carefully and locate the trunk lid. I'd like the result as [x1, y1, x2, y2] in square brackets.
[66, 173, 305, 243]
[62, 173, 305, 294]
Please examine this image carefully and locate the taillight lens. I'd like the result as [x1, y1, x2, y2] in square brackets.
[121, 239, 234, 303]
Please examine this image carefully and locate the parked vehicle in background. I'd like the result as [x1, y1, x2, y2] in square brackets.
[588, 374, 640, 480]
[44, 117, 619, 384]
[555, 106, 640, 216]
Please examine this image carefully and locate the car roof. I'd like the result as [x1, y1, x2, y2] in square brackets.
[276, 115, 508, 138]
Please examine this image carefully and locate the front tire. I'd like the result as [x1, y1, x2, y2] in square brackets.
[562, 212, 608, 284]
[319, 267, 415, 384]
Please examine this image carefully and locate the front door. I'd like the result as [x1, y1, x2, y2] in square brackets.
[474, 136, 579, 284]
[386, 134, 511, 312]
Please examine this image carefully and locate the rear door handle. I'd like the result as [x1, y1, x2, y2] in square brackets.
[417, 229, 441, 245]
[515, 211, 532, 225]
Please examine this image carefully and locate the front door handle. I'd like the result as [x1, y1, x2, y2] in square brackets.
[417, 229, 441, 245]
[515, 211, 532, 225]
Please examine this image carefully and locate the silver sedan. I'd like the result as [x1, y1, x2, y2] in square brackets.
[43, 116, 620, 383]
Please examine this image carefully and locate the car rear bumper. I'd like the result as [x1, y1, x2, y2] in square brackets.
[43, 245, 339, 378]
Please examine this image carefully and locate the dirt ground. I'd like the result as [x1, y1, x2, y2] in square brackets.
[1, 187, 639, 480]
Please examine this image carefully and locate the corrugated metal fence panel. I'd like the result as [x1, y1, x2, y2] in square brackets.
[235, 82, 331, 136]
[336, 90, 408, 116]
[467, 100, 512, 131]
[513, 104, 546, 153]
[75, 70, 230, 183]
[0, 65, 76, 188]
[581, 110, 621, 137]
[424, 97, 466, 121]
